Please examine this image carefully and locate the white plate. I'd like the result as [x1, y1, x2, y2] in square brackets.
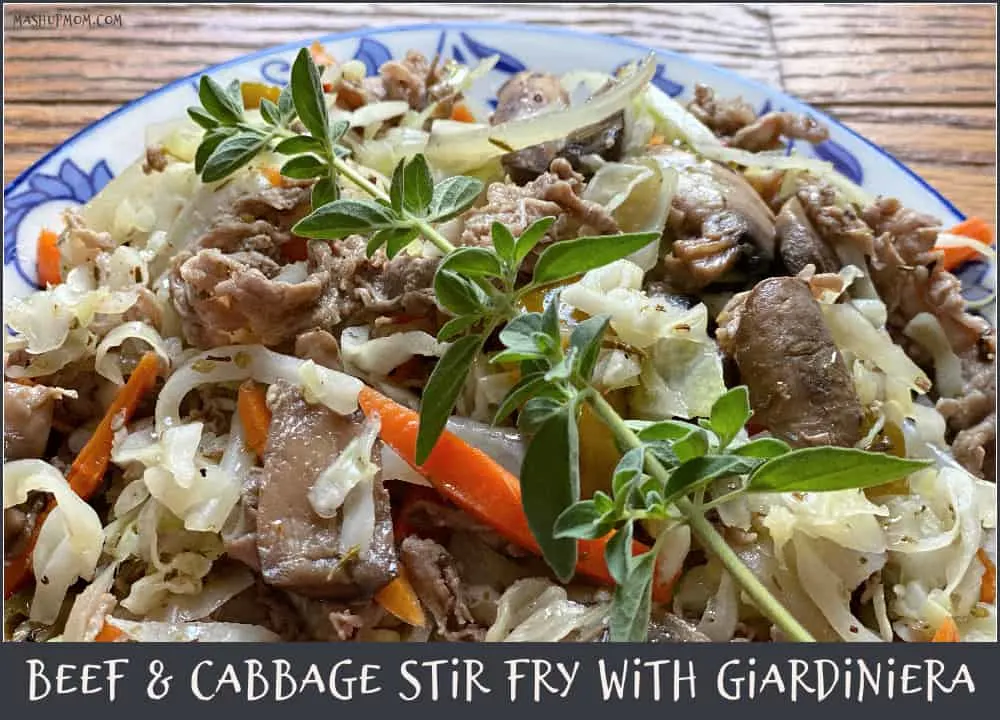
[3, 21, 994, 313]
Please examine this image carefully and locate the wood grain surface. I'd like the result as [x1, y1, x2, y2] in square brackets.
[3, 2, 996, 224]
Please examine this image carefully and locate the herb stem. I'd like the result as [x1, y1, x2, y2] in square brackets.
[585, 392, 816, 643]
[329, 155, 458, 256]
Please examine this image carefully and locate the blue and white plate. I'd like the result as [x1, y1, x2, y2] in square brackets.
[3, 22, 994, 314]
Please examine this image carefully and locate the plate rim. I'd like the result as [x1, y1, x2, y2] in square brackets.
[1, 20, 966, 222]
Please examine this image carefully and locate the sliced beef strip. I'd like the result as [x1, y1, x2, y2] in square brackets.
[400, 536, 484, 641]
[221, 468, 262, 572]
[285, 593, 386, 642]
[256, 381, 397, 600]
[717, 277, 863, 448]
[294, 329, 342, 370]
[169, 232, 441, 349]
[169, 248, 332, 348]
[775, 196, 842, 275]
[3, 381, 63, 460]
[196, 185, 311, 259]
[210, 579, 309, 641]
[862, 197, 991, 356]
[687, 84, 828, 151]
[311, 235, 441, 326]
[400, 497, 531, 558]
[459, 158, 618, 263]
[936, 339, 997, 481]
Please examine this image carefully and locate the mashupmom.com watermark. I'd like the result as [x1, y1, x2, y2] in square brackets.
[6, 10, 123, 30]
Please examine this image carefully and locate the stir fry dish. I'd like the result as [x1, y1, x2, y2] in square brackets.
[3, 43, 996, 643]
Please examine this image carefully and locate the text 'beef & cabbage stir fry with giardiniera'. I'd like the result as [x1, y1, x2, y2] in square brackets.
[3, 42, 997, 643]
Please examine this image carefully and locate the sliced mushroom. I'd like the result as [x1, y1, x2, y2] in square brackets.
[653, 146, 777, 291]
[775, 195, 841, 275]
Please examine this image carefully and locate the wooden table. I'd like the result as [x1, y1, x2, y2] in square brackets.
[3, 3, 996, 224]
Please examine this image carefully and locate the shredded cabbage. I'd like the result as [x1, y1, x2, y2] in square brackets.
[486, 579, 609, 642]
[107, 618, 281, 642]
[3, 460, 103, 624]
[310, 414, 381, 519]
[426, 55, 656, 172]
[95, 321, 173, 385]
[903, 313, 965, 398]
[341, 326, 447, 376]
[156, 345, 362, 429]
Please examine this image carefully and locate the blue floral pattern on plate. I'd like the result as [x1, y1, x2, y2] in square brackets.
[2, 23, 989, 320]
[4, 158, 113, 288]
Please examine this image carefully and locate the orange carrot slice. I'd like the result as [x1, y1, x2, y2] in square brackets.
[36, 228, 62, 287]
[936, 216, 994, 271]
[931, 616, 960, 642]
[978, 548, 996, 605]
[357, 386, 675, 602]
[375, 568, 427, 627]
[238, 380, 272, 460]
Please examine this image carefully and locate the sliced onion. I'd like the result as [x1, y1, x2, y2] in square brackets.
[150, 564, 255, 623]
[380, 444, 431, 486]
[310, 414, 380, 519]
[820, 302, 931, 393]
[903, 313, 965, 398]
[934, 232, 997, 309]
[3, 460, 103, 624]
[156, 345, 362, 430]
[62, 561, 120, 642]
[106, 618, 281, 642]
[95, 321, 172, 385]
[446, 418, 524, 477]
[426, 55, 656, 172]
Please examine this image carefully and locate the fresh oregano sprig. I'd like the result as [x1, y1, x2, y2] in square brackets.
[412, 218, 659, 465]
[484, 300, 930, 641]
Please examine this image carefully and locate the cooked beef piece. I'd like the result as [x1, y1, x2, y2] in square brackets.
[285, 593, 386, 641]
[460, 158, 618, 261]
[195, 185, 311, 259]
[294, 329, 342, 370]
[795, 181, 874, 258]
[654, 146, 776, 291]
[775, 196, 842, 275]
[936, 338, 997, 480]
[492, 72, 569, 125]
[210, 579, 308, 641]
[4, 493, 48, 561]
[687, 84, 828, 151]
[170, 229, 440, 349]
[863, 197, 991, 356]
[334, 50, 449, 113]
[3, 382, 63, 460]
[718, 277, 863, 447]
[400, 536, 484, 641]
[255, 381, 397, 599]
[62, 210, 114, 266]
[169, 248, 331, 348]
[312, 235, 440, 326]
[221, 468, 262, 572]
[142, 145, 169, 174]
[400, 497, 531, 558]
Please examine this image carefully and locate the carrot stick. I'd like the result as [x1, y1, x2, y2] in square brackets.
[358, 386, 674, 602]
[977, 548, 996, 604]
[4, 353, 161, 599]
[261, 166, 285, 188]
[68, 352, 161, 498]
[36, 228, 62, 287]
[94, 622, 126, 642]
[931, 616, 960, 642]
[936, 217, 994, 271]
[450, 103, 476, 123]
[310, 40, 336, 67]
[375, 567, 427, 627]
[238, 380, 271, 459]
